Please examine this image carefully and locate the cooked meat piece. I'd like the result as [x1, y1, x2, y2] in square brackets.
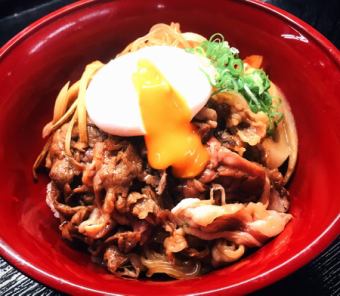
[199, 168, 217, 184]
[105, 220, 150, 253]
[41, 85, 292, 279]
[49, 157, 79, 186]
[184, 247, 210, 259]
[213, 92, 268, 146]
[102, 187, 116, 214]
[177, 137, 268, 203]
[193, 106, 218, 141]
[46, 181, 88, 217]
[142, 167, 161, 188]
[207, 137, 267, 201]
[126, 192, 144, 208]
[94, 143, 143, 191]
[141, 166, 167, 194]
[46, 123, 82, 188]
[194, 122, 214, 140]
[87, 123, 107, 147]
[163, 228, 188, 255]
[177, 179, 207, 199]
[111, 231, 142, 253]
[207, 99, 230, 130]
[195, 106, 218, 123]
[133, 198, 159, 220]
[114, 186, 161, 219]
[172, 198, 292, 247]
[216, 130, 245, 156]
[268, 189, 290, 213]
[78, 208, 113, 239]
[46, 182, 61, 218]
[45, 124, 68, 167]
[267, 168, 290, 212]
[132, 186, 160, 219]
[59, 207, 91, 241]
[115, 193, 130, 214]
[104, 245, 128, 273]
[157, 171, 168, 195]
[82, 141, 105, 188]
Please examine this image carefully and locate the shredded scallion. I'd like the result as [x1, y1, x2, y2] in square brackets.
[187, 34, 282, 133]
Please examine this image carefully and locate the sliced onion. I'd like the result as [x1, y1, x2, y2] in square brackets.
[264, 83, 298, 184]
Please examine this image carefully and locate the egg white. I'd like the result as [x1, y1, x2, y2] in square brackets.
[85, 45, 213, 136]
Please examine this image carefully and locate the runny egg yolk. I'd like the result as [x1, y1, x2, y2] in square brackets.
[133, 59, 209, 178]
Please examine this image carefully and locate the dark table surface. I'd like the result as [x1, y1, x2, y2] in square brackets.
[0, 0, 339, 295]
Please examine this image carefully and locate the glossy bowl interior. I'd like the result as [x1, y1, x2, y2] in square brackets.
[0, 0, 339, 295]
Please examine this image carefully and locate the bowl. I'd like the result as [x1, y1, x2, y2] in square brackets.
[0, 0, 339, 295]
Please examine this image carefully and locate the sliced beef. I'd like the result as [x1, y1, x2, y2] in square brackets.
[267, 168, 290, 213]
[105, 220, 151, 253]
[49, 157, 80, 186]
[109, 231, 141, 253]
[104, 245, 142, 278]
[141, 167, 167, 195]
[94, 142, 143, 190]
[192, 106, 218, 141]
[176, 137, 267, 203]
[42, 90, 292, 279]
[104, 245, 128, 273]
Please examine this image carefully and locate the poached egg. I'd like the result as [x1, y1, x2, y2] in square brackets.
[85, 45, 213, 178]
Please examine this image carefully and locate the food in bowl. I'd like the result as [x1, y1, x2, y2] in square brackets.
[33, 23, 298, 279]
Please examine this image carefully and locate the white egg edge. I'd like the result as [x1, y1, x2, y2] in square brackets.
[85, 45, 213, 137]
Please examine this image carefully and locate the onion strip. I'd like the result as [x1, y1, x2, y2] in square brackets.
[77, 61, 103, 146]
[42, 98, 78, 138]
[65, 111, 78, 156]
[36, 23, 197, 177]
[52, 81, 70, 124]
[67, 81, 80, 104]
[32, 137, 52, 180]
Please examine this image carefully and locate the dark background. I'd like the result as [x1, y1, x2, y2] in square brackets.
[0, 0, 339, 295]
[0, 0, 340, 48]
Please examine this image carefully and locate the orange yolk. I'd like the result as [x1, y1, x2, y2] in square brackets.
[133, 59, 209, 178]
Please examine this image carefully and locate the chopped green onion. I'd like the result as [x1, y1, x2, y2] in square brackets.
[186, 33, 282, 133]
[228, 58, 243, 76]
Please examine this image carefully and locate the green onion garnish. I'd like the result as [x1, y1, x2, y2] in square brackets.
[187, 33, 282, 134]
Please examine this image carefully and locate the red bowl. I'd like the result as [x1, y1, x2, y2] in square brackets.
[0, 0, 339, 295]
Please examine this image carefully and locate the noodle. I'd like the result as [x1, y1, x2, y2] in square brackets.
[119, 22, 196, 55]
[141, 251, 201, 279]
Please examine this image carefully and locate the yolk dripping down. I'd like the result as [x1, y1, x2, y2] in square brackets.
[133, 59, 209, 178]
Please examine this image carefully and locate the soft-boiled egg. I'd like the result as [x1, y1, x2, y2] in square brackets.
[85, 45, 213, 178]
